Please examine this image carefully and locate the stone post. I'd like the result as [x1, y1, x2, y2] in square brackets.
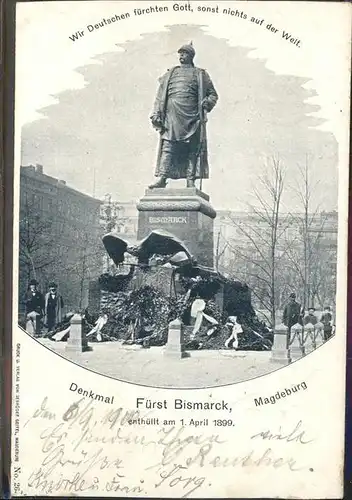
[303, 323, 315, 354]
[164, 318, 187, 359]
[25, 316, 35, 336]
[66, 314, 89, 353]
[271, 323, 291, 365]
[314, 321, 325, 348]
[34, 314, 41, 336]
[290, 323, 304, 361]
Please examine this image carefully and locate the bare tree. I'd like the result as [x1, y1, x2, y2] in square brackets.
[284, 155, 337, 311]
[19, 196, 59, 286]
[224, 156, 287, 327]
[214, 227, 228, 273]
[310, 242, 337, 309]
[60, 226, 104, 311]
[100, 194, 123, 273]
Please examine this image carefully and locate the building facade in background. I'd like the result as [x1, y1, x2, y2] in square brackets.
[19, 164, 103, 315]
[100, 196, 138, 274]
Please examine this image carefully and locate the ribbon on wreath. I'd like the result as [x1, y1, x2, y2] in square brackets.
[225, 316, 243, 349]
[86, 314, 108, 342]
[190, 299, 219, 338]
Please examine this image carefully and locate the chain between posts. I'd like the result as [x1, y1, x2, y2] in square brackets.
[288, 321, 326, 357]
[271, 321, 328, 364]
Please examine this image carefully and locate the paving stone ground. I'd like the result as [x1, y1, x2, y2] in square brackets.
[39, 338, 280, 388]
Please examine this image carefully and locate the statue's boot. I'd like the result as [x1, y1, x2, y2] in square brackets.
[149, 177, 167, 189]
[187, 155, 197, 188]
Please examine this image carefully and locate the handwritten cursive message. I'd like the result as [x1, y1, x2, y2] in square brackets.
[19, 396, 315, 497]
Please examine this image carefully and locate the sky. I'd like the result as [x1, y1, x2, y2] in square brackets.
[16, 1, 351, 212]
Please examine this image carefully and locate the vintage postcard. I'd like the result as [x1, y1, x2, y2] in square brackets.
[9, 0, 351, 497]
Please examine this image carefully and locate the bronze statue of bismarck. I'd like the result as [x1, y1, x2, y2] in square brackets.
[149, 43, 218, 189]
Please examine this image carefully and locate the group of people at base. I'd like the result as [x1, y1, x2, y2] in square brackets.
[24, 279, 64, 335]
[282, 292, 334, 341]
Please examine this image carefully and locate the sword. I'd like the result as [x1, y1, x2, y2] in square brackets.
[197, 69, 207, 191]
[198, 108, 207, 192]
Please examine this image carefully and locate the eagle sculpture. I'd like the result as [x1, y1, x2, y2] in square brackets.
[100, 229, 196, 293]
[102, 229, 195, 267]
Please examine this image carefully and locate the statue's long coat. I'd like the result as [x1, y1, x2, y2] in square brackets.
[152, 66, 218, 180]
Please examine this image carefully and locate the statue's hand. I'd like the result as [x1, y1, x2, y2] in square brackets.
[202, 98, 214, 114]
[150, 113, 163, 130]
[201, 98, 210, 111]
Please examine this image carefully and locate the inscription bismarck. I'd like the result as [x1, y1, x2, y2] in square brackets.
[149, 216, 188, 224]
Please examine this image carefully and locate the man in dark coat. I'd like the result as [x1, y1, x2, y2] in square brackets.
[320, 306, 333, 340]
[44, 282, 64, 332]
[282, 292, 303, 330]
[25, 279, 45, 335]
[149, 43, 218, 189]
[304, 307, 318, 326]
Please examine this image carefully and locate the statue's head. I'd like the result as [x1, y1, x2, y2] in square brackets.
[178, 42, 195, 64]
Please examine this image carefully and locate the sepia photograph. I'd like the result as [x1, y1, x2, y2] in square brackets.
[17, 15, 340, 389]
[9, 2, 350, 498]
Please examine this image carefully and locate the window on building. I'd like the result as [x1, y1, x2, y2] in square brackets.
[47, 198, 53, 213]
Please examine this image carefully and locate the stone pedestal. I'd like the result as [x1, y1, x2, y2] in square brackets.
[132, 266, 175, 296]
[137, 187, 216, 268]
[66, 314, 90, 353]
[164, 318, 187, 359]
[303, 323, 315, 354]
[271, 323, 291, 365]
[290, 323, 304, 361]
[314, 322, 325, 347]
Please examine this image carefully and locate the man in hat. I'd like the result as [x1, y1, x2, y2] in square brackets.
[25, 279, 45, 335]
[320, 305, 333, 340]
[304, 307, 318, 326]
[149, 43, 218, 189]
[44, 282, 64, 332]
[282, 292, 303, 331]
